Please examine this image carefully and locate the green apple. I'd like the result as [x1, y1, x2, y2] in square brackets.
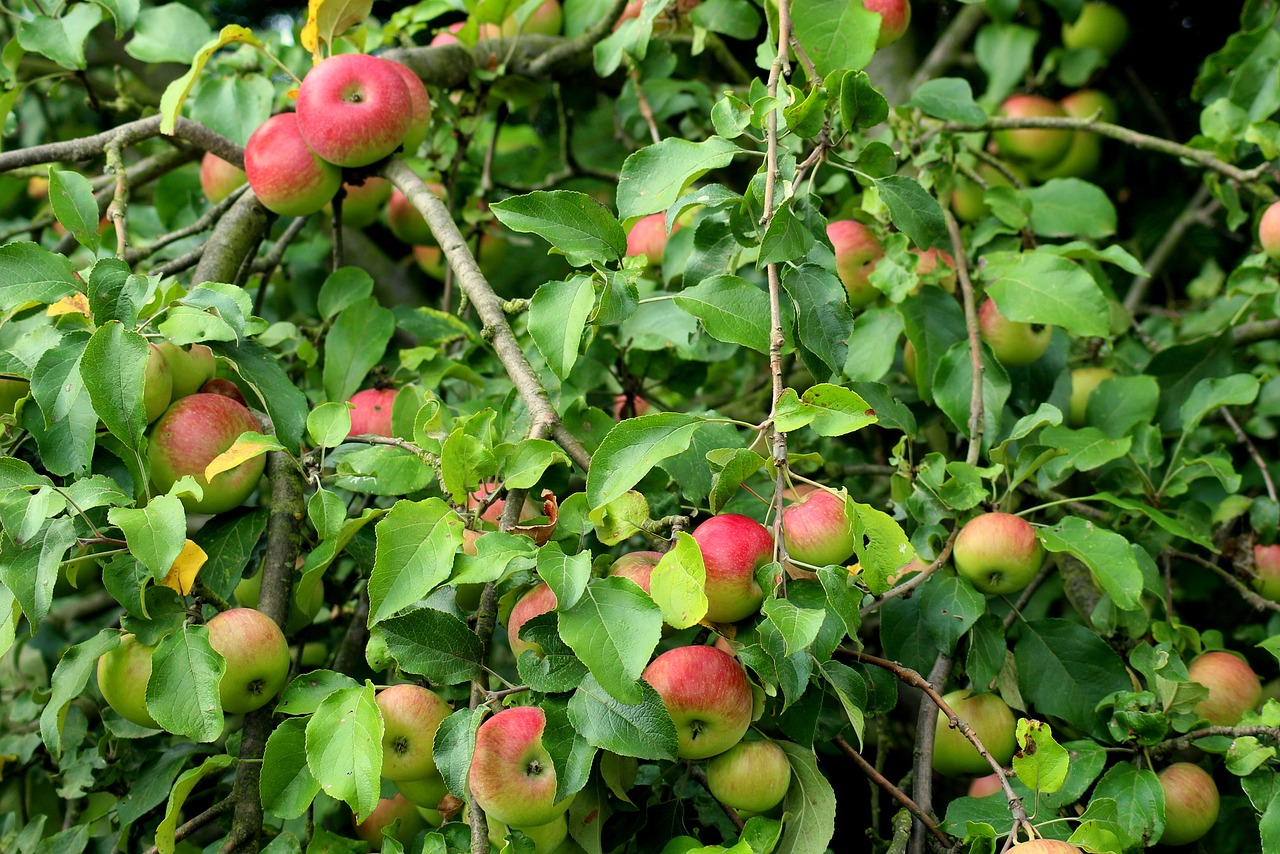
[332, 177, 392, 229]
[993, 95, 1072, 171]
[155, 341, 216, 400]
[469, 705, 572, 829]
[488, 813, 568, 853]
[1036, 90, 1118, 181]
[932, 689, 1017, 776]
[1187, 650, 1262, 726]
[97, 634, 159, 728]
[1157, 762, 1219, 846]
[706, 738, 791, 812]
[1068, 366, 1114, 426]
[397, 771, 450, 817]
[953, 512, 1045, 596]
[143, 342, 173, 424]
[199, 152, 247, 204]
[643, 645, 753, 759]
[978, 298, 1052, 367]
[1253, 544, 1280, 601]
[378, 684, 452, 781]
[205, 607, 290, 714]
[353, 794, 428, 851]
[1061, 3, 1129, 59]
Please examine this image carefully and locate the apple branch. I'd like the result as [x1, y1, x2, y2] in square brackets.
[1149, 725, 1280, 757]
[382, 158, 592, 474]
[860, 526, 959, 617]
[687, 764, 746, 832]
[526, 0, 629, 76]
[1123, 184, 1219, 314]
[1219, 406, 1278, 504]
[192, 192, 271, 288]
[0, 116, 243, 173]
[126, 185, 249, 263]
[834, 736, 953, 849]
[140, 797, 233, 854]
[907, 4, 988, 90]
[1170, 549, 1280, 615]
[908, 653, 951, 854]
[946, 211, 984, 465]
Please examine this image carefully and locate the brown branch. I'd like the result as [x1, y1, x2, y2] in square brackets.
[909, 654, 952, 854]
[628, 64, 663, 145]
[331, 587, 371, 677]
[142, 797, 234, 854]
[1220, 407, 1278, 504]
[908, 4, 987, 90]
[946, 211, 983, 464]
[0, 116, 242, 173]
[688, 763, 746, 833]
[1171, 549, 1280, 614]
[527, 0, 629, 76]
[835, 736, 953, 848]
[1124, 184, 1219, 314]
[1150, 725, 1280, 757]
[127, 185, 250, 263]
[1233, 318, 1280, 345]
[193, 191, 272, 288]
[861, 526, 959, 617]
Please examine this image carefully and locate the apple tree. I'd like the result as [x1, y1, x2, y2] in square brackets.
[1, 1, 1279, 853]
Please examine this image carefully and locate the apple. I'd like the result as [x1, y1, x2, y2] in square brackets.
[782, 486, 856, 568]
[626, 213, 680, 265]
[950, 163, 1024, 224]
[953, 512, 1044, 596]
[1259, 201, 1280, 260]
[388, 187, 439, 246]
[501, 0, 563, 36]
[1157, 762, 1219, 846]
[199, 152, 247, 204]
[149, 393, 265, 513]
[397, 771, 449, 816]
[333, 177, 392, 229]
[1009, 843, 1082, 853]
[1061, 2, 1129, 58]
[378, 684, 452, 781]
[642, 645, 753, 759]
[96, 634, 159, 728]
[609, 551, 663, 595]
[348, 388, 398, 438]
[295, 54, 412, 168]
[506, 583, 557, 658]
[27, 175, 49, 200]
[910, 247, 957, 293]
[902, 340, 919, 388]
[1253, 544, 1280, 601]
[430, 22, 465, 46]
[865, 0, 910, 49]
[979, 298, 1052, 367]
[1036, 89, 1118, 180]
[691, 513, 774, 623]
[613, 392, 651, 419]
[143, 342, 174, 424]
[413, 245, 445, 280]
[827, 219, 885, 308]
[199, 378, 248, 408]
[706, 738, 791, 812]
[932, 689, 1017, 776]
[155, 342, 216, 400]
[353, 794, 428, 851]
[1187, 650, 1262, 726]
[1068, 366, 1114, 426]
[244, 113, 342, 217]
[384, 61, 432, 154]
[488, 813, 567, 853]
[968, 773, 1002, 798]
[469, 705, 571, 828]
[206, 607, 290, 714]
[0, 377, 29, 417]
[993, 95, 1072, 171]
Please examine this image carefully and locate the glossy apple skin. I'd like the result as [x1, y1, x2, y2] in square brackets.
[706, 739, 791, 812]
[1187, 651, 1262, 726]
[296, 54, 412, 168]
[348, 388, 398, 438]
[643, 645, 753, 759]
[1061, 2, 1129, 58]
[967, 773, 1002, 798]
[97, 634, 159, 728]
[430, 21, 465, 46]
[1260, 201, 1280, 260]
[384, 61, 432, 154]
[691, 514, 774, 623]
[993, 95, 1072, 171]
[334, 177, 393, 229]
[1253, 544, 1280, 601]
[156, 342, 216, 400]
[1068, 367, 1114, 426]
[953, 512, 1044, 596]
[244, 113, 342, 217]
[353, 794, 428, 851]
[932, 689, 1017, 776]
[206, 607, 290, 714]
[397, 771, 449, 814]
[782, 487, 856, 568]
[609, 551, 663, 595]
[827, 219, 884, 308]
[1157, 762, 1219, 846]
[865, 0, 910, 48]
[149, 393, 265, 514]
[199, 152, 247, 203]
[378, 684, 452, 781]
[626, 213, 678, 265]
[469, 706, 570, 829]
[507, 583, 558, 658]
[1009, 842, 1083, 853]
[979, 298, 1052, 367]
[143, 342, 174, 424]
[199, 378, 248, 408]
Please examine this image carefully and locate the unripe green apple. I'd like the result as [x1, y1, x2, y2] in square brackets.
[0, 377, 30, 417]
[1061, 3, 1129, 59]
[506, 583, 557, 658]
[691, 513, 774, 622]
[1259, 201, 1280, 260]
[378, 684, 452, 781]
[469, 705, 572, 829]
[1187, 650, 1262, 726]
[706, 738, 791, 812]
[865, 0, 910, 49]
[1068, 366, 1114, 426]
[96, 634, 159, 729]
[932, 689, 1017, 776]
[781, 486, 856, 568]
[950, 163, 1026, 223]
[148, 393, 266, 514]
[296, 54, 412, 168]
[827, 219, 885, 308]
[199, 152, 247, 204]
[397, 771, 449, 813]
[205, 607, 290, 714]
[353, 794, 428, 851]
[1157, 762, 1219, 846]
[993, 95, 1072, 171]
[155, 341, 216, 400]
[488, 813, 568, 853]
[144, 342, 174, 424]
[243, 113, 342, 217]
[643, 645, 753, 759]
[1253, 544, 1280, 602]
[953, 512, 1045, 596]
[979, 298, 1052, 367]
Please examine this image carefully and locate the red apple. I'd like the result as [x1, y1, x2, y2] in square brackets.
[1157, 762, 1219, 846]
[1187, 651, 1262, 726]
[1068, 366, 1114, 426]
[1260, 201, 1280, 260]
[706, 738, 791, 812]
[612, 392, 651, 419]
[384, 61, 432, 154]
[468, 483, 536, 527]
[353, 794, 428, 851]
[206, 607, 290, 714]
[506, 583, 557, 658]
[469, 705, 571, 828]
[910, 248, 957, 293]
[348, 388, 398, 438]
[626, 212, 679, 265]
[143, 342, 174, 424]
[932, 689, 1017, 776]
[609, 551, 663, 595]
[199, 152, 247, 204]
[691, 514, 774, 623]
[378, 684, 452, 781]
[993, 95, 1072, 171]
[865, 0, 911, 49]
[979, 298, 1053, 367]
[501, 0, 563, 36]
[1036, 90, 1117, 180]
[96, 634, 159, 728]
[782, 486, 856, 568]
[1253, 544, 1280, 602]
[156, 341, 216, 400]
[413, 245, 446, 280]
[968, 773, 1002, 798]
[244, 113, 342, 217]
[296, 54, 412, 168]
[430, 22, 465, 46]
[1061, 2, 1129, 59]
[148, 393, 266, 514]
[333, 177, 393, 229]
[199, 378, 248, 408]
[1009, 843, 1082, 853]
[827, 219, 884, 308]
[388, 187, 440, 246]
[642, 645, 753, 759]
[953, 512, 1044, 596]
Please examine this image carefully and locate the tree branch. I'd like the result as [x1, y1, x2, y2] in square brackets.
[1149, 725, 1280, 757]
[946, 211, 984, 464]
[1171, 549, 1280, 614]
[908, 4, 987, 90]
[908, 654, 951, 854]
[0, 116, 242, 173]
[528, 0, 629, 76]
[835, 736, 953, 848]
[192, 191, 271, 288]
[1124, 184, 1219, 314]
[860, 526, 959, 617]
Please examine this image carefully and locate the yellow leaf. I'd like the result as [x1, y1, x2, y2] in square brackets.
[47, 292, 91, 318]
[162, 540, 208, 595]
[159, 25, 264, 136]
[204, 432, 283, 482]
[301, 0, 374, 61]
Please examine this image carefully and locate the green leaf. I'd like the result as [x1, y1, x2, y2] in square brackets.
[707, 448, 766, 515]
[1090, 763, 1165, 848]
[1087, 375, 1159, 438]
[125, 1, 214, 63]
[108, 495, 186, 584]
[674, 275, 771, 353]
[1012, 719, 1069, 795]
[920, 574, 986, 653]
[1025, 179, 1118, 239]
[558, 577, 663, 704]
[17, 4, 103, 69]
[876, 176, 948, 251]
[1014, 619, 1132, 740]
[323, 297, 396, 404]
[761, 599, 825, 657]
[306, 683, 384, 821]
[380, 607, 484, 684]
[688, 0, 761, 39]
[261, 717, 322, 819]
[782, 264, 854, 378]
[369, 499, 465, 625]
[492, 191, 626, 266]
[434, 707, 483, 799]
[982, 250, 1110, 337]
[0, 242, 80, 307]
[538, 542, 592, 611]
[819, 660, 867, 748]
[1038, 517, 1143, 610]
[529, 277, 596, 380]
[649, 532, 707, 629]
[318, 267, 375, 321]
[588, 489, 651, 546]
[81, 322, 148, 449]
[617, 137, 738, 220]
[775, 742, 836, 854]
[209, 339, 308, 454]
[92, 0, 140, 36]
[905, 78, 987, 124]
[188, 73, 273, 148]
[758, 206, 816, 268]
[0, 519, 75, 631]
[276, 670, 360, 717]
[975, 23, 1038, 105]
[850, 500, 915, 595]
[1180, 373, 1259, 433]
[838, 70, 889, 129]
[155, 755, 235, 854]
[307, 402, 353, 450]
[146, 624, 225, 742]
[774, 384, 878, 437]
[503, 438, 571, 489]
[1040, 426, 1132, 479]
[40, 629, 119, 758]
[48, 168, 101, 252]
[586, 413, 703, 509]
[87, 258, 152, 327]
[791, 0, 877, 77]
[566, 673, 678, 761]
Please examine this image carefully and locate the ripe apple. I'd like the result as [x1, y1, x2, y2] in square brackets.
[143, 342, 174, 424]
[910, 248, 957, 293]
[1187, 650, 1262, 726]
[506, 583, 558, 658]
[691, 513, 774, 623]
[469, 705, 571, 828]
[149, 393, 265, 514]
[865, 0, 910, 49]
[333, 177, 393, 229]
[96, 634, 159, 728]
[1157, 762, 1219, 846]
[827, 219, 885, 308]
[430, 22, 465, 46]
[932, 689, 1017, 776]
[378, 684, 452, 781]
[243, 113, 342, 217]
[1009, 842, 1082, 853]
[953, 512, 1045, 596]
[348, 388, 398, 438]
[642, 645, 753, 759]
[1253, 544, 1280, 601]
[993, 95, 1072, 171]
[199, 378, 248, 408]
[199, 152, 247, 204]
[206, 607, 290, 714]
[968, 773, 1002, 798]
[501, 0, 563, 36]
[706, 738, 791, 812]
[781, 486, 856, 568]
[295, 54, 412, 168]
[156, 342, 216, 400]
[979, 298, 1053, 367]
[413, 245, 446, 280]
[626, 213, 680, 266]
[609, 551, 663, 595]
[1061, 2, 1129, 58]
[1259, 201, 1280, 260]
[1036, 89, 1118, 180]
[384, 61, 432, 154]
[353, 794, 428, 851]
[388, 187, 439, 245]
[488, 813, 567, 853]
[1068, 366, 1114, 426]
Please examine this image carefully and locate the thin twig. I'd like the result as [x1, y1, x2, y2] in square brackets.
[861, 526, 960, 617]
[126, 185, 249, 263]
[141, 797, 234, 854]
[835, 736, 953, 848]
[688, 764, 746, 832]
[908, 4, 987, 90]
[1220, 407, 1278, 504]
[527, 0, 628, 76]
[1124, 184, 1218, 314]
[1171, 549, 1280, 614]
[946, 211, 984, 464]
[1150, 725, 1280, 757]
